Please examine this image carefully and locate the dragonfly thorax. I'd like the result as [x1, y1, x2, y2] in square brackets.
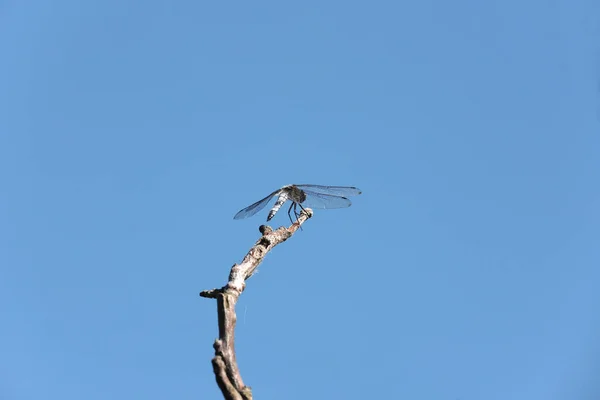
[286, 185, 307, 204]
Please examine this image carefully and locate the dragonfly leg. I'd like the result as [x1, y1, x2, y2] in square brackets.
[292, 203, 303, 230]
[287, 202, 295, 224]
[297, 203, 309, 216]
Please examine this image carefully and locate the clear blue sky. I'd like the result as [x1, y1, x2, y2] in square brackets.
[1, 1, 599, 399]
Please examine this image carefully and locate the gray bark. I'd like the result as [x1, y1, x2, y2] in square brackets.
[200, 209, 313, 400]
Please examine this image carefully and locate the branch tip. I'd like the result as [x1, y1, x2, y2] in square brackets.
[302, 208, 314, 218]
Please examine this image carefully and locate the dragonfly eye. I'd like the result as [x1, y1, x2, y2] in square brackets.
[298, 191, 307, 203]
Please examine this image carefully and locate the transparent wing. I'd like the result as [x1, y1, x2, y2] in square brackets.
[233, 190, 279, 220]
[300, 190, 352, 209]
[295, 184, 362, 197]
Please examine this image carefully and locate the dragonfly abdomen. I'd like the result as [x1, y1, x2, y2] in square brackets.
[267, 192, 289, 221]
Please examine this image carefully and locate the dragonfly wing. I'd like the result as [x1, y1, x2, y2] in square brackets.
[234, 190, 279, 220]
[300, 190, 352, 209]
[295, 184, 362, 197]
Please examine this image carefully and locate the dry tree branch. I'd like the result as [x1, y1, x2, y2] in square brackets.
[199, 208, 313, 400]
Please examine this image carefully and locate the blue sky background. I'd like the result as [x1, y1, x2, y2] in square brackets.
[1, 1, 599, 399]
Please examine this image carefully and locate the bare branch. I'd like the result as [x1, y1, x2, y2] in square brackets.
[200, 208, 313, 399]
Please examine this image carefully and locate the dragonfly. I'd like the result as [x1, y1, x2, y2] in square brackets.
[234, 184, 362, 223]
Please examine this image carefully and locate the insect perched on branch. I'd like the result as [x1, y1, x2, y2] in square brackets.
[234, 184, 362, 223]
